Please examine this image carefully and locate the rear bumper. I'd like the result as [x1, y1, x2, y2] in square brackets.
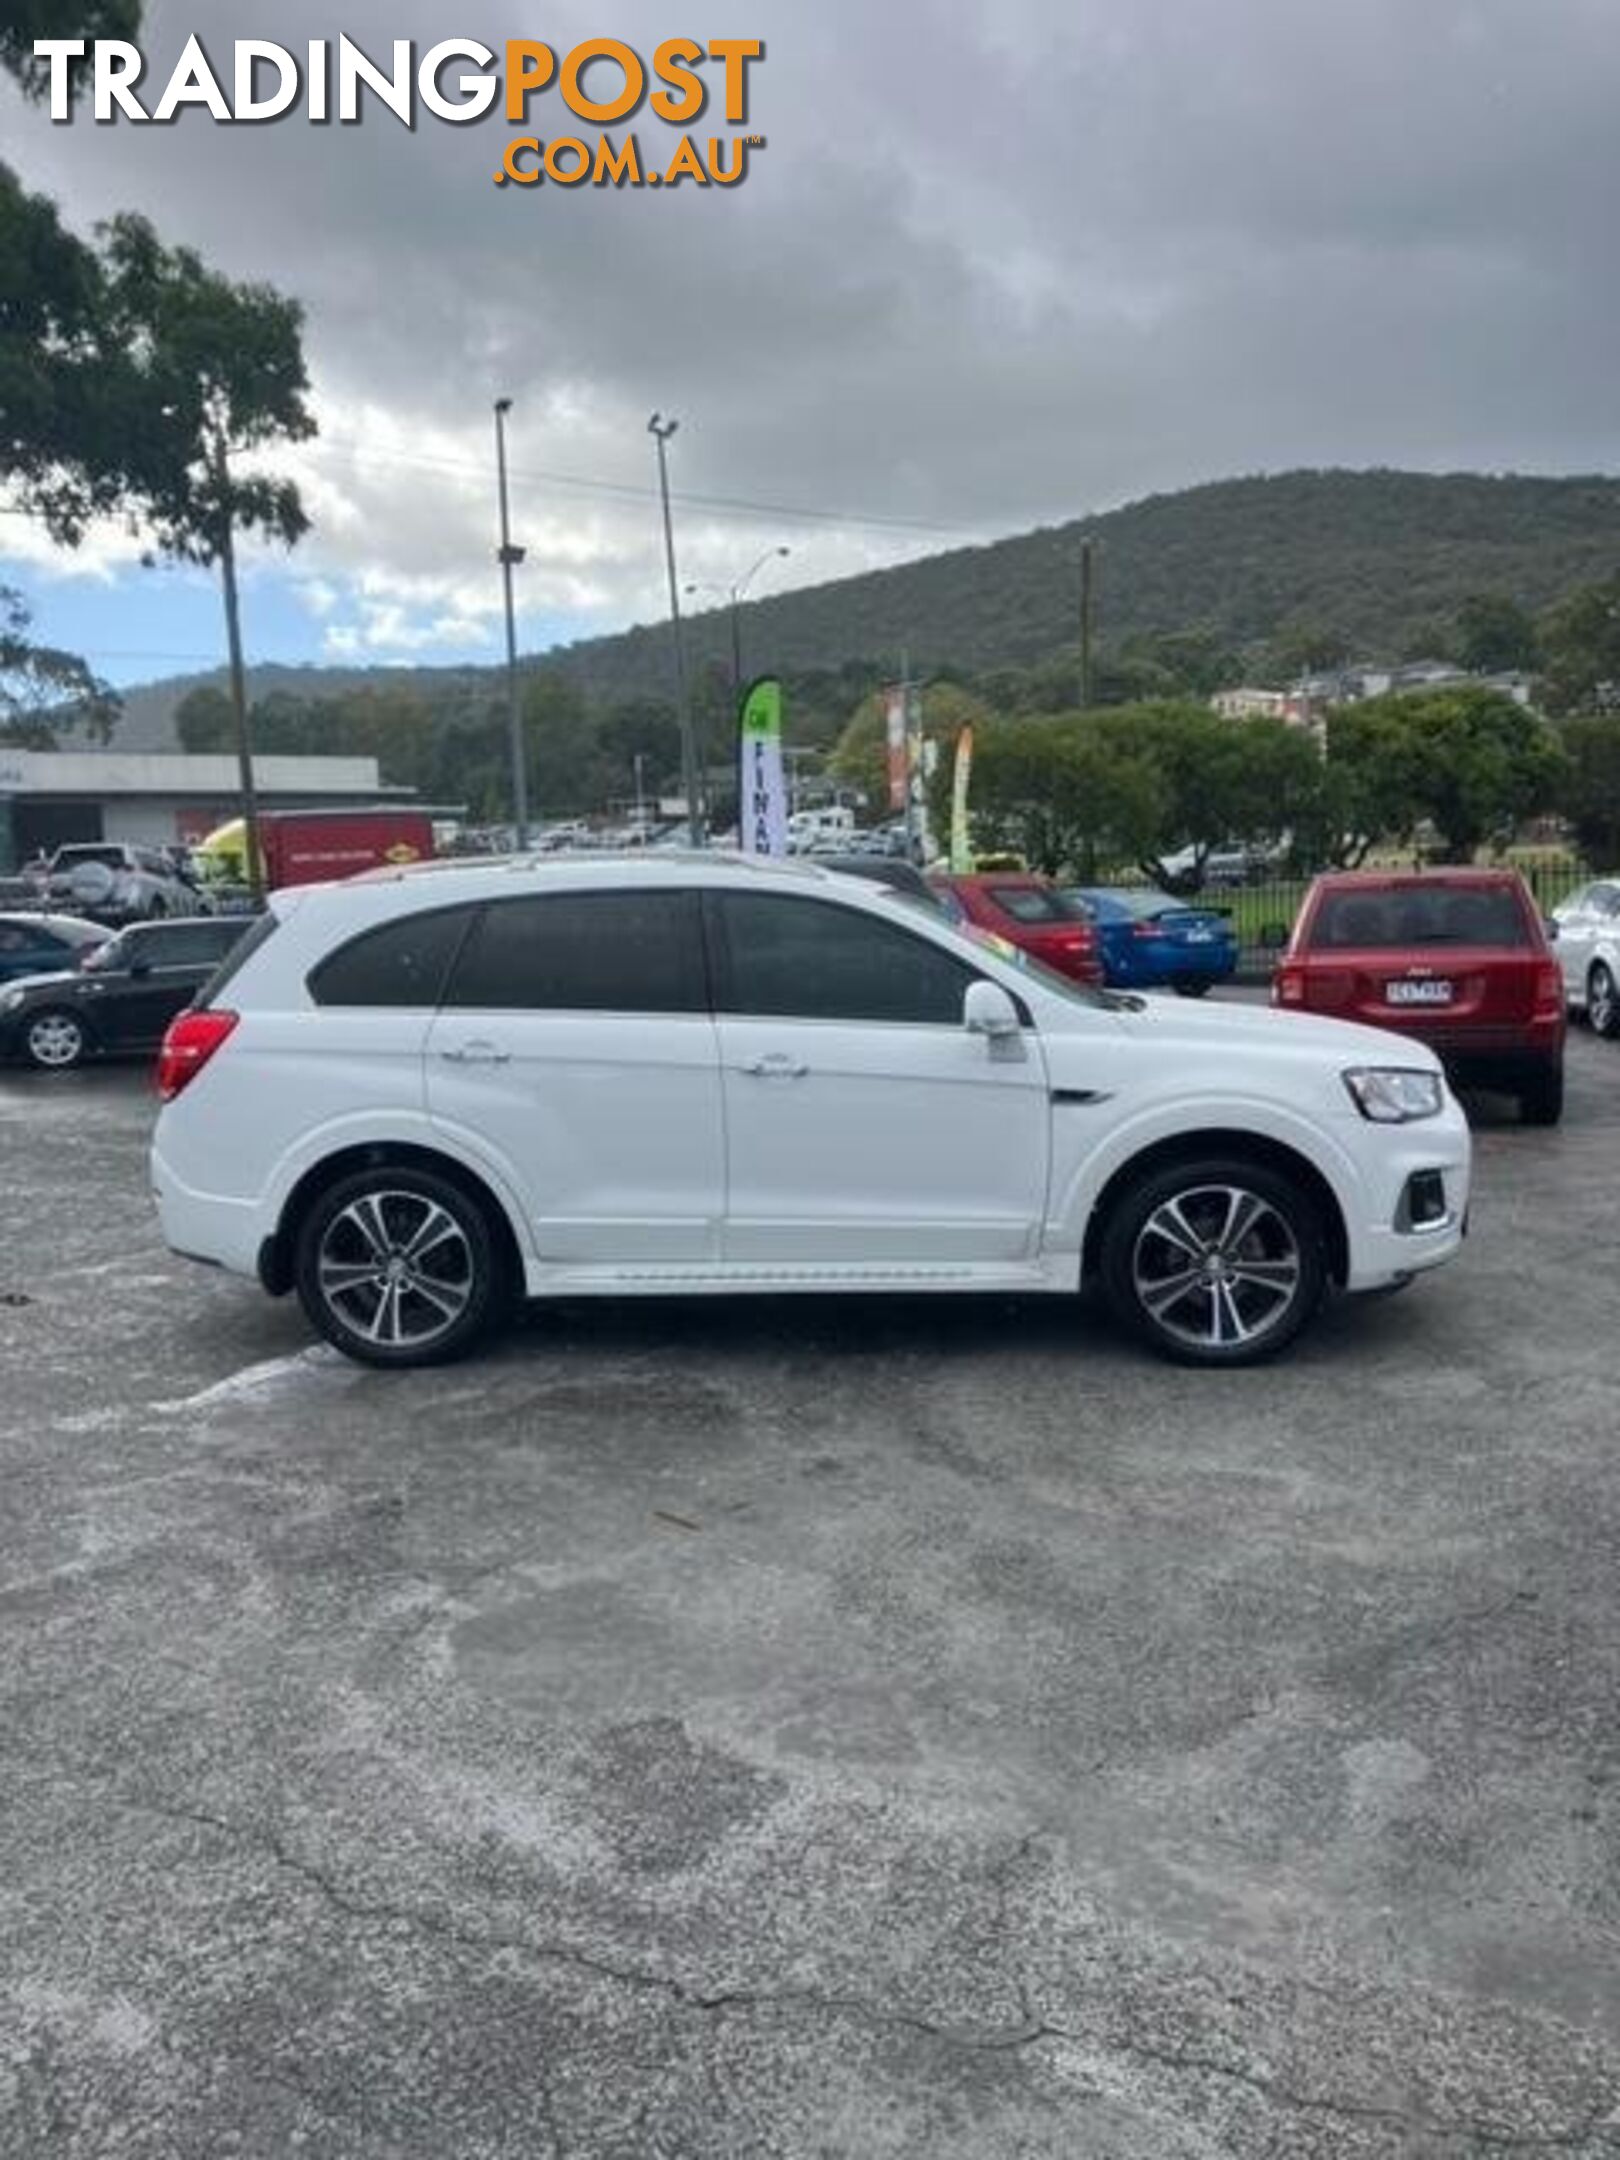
[151, 1142, 265, 1280]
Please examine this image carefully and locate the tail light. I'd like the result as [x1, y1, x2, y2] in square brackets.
[1274, 968, 1304, 1006]
[157, 1009, 238, 1100]
[1532, 959, 1563, 1019]
[1132, 921, 1160, 940]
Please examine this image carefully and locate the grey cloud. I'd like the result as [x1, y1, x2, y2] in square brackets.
[7, 0, 1618, 657]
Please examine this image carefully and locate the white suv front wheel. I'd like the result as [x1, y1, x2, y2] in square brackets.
[294, 1167, 506, 1367]
[1100, 1157, 1327, 1366]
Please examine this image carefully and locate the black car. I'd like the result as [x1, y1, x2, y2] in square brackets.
[0, 912, 111, 985]
[814, 855, 942, 907]
[0, 916, 249, 1071]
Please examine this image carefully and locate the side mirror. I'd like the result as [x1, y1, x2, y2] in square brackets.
[1544, 918, 1559, 942]
[964, 979, 1023, 1053]
[128, 955, 153, 978]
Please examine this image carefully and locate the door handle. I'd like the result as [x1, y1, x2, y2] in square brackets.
[742, 1053, 809, 1079]
[441, 1040, 511, 1065]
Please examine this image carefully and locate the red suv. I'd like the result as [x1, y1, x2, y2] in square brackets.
[928, 873, 1101, 984]
[1273, 869, 1565, 1124]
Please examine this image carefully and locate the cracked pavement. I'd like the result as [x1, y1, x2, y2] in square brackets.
[2, 1017, 1619, 2156]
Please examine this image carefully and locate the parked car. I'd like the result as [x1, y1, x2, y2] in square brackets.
[1550, 877, 1620, 1037]
[1272, 869, 1565, 1124]
[0, 912, 110, 985]
[928, 873, 1101, 983]
[1064, 888, 1239, 996]
[0, 915, 250, 1071]
[814, 855, 941, 907]
[43, 842, 203, 923]
[151, 855, 1470, 1371]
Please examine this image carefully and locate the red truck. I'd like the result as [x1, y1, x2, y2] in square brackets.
[196, 808, 438, 895]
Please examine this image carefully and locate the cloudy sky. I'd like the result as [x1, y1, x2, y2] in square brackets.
[5, 0, 1619, 686]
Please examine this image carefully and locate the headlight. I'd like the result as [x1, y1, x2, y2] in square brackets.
[1343, 1067, 1444, 1123]
[0, 987, 25, 1015]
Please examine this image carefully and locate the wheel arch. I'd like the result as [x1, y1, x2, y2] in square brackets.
[1080, 1129, 1351, 1289]
[258, 1140, 525, 1298]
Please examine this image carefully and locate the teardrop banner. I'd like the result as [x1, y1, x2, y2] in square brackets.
[738, 676, 788, 857]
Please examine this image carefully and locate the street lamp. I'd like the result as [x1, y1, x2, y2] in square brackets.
[687, 547, 793, 695]
[493, 397, 530, 851]
[729, 545, 791, 691]
[648, 413, 704, 848]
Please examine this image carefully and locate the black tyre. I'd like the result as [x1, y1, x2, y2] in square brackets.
[1170, 976, 1213, 998]
[1589, 963, 1619, 1040]
[294, 1166, 507, 1368]
[1519, 1063, 1564, 1127]
[22, 1008, 91, 1072]
[1099, 1155, 1327, 1366]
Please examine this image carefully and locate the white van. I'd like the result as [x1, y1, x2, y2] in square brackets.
[787, 806, 856, 852]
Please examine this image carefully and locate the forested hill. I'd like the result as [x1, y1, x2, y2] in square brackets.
[111, 469, 1620, 747]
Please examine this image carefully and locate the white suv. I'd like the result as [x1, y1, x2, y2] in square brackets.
[151, 855, 1471, 1368]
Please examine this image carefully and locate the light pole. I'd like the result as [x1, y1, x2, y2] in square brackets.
[728, 545, 791, 693]
[648, 413, 704, 848]
[633, 752, 647, 826]
[494, 397, 530, 850]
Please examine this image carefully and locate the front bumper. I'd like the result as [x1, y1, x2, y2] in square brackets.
[1341, 1098, 1472, 1292]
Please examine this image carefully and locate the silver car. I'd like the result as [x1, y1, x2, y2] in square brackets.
[1552, 878, 1620, 1036]
[44, 843, 205, 924]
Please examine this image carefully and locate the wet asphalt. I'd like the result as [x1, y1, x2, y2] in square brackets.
[2, 1015, 1618, 2156]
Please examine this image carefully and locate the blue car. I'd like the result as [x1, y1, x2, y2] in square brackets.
[1064, 888, 1238, 996]
[0, 912, 111, 985]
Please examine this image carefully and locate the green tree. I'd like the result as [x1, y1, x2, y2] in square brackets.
[1537, 574, 1620, 716]
[1556, 715, 1620, 867]
[0, 586, 117, 747]
[1090, 701, 1324, 889]
[174, 683, 236, 753]
[1332, 687, 1565, 859]
[1454, 592, 1539, 674]
[1, 4, 140, 103]
[949, 715, 1164, 876]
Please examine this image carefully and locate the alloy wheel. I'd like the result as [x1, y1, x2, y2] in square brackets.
[25, 1012, 87, 1070]
[1591, 963, 1619, 1039]
[315, 1189, 475, 1351]
[1130, 1182, 1303, 1353]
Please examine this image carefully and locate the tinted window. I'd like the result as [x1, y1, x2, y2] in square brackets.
[139, 921, 243, 967]
[714, 893, 974, 1024]
[988, 884, 1091, 924]
[0, 923, 41, 955]
[443, 892, 704, 1012]
[1594, 884, 1620, 919]
[1312, 886, 1530, 949]
[310, 905, 477, 1007]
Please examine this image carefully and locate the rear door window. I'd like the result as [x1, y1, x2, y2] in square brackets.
[442, 891, 706, 1012]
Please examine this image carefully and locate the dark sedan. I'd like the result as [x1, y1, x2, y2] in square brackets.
[1064, 887, 1239, 996]
[0, 916, 249, 1071]
[0, 912, 110, 985]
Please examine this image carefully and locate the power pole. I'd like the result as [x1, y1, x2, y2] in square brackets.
[649, 414, 705, 847]
[212, 435, 263, 908]
[1079, 537, 1097, 710]
[494, 398, 530, 850]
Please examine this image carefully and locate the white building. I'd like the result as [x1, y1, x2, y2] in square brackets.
[0, 750, 414, 874]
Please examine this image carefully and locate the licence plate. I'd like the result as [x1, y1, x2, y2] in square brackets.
[1387, 979, 1453, 1005]
[1183, 930, 1214, 943]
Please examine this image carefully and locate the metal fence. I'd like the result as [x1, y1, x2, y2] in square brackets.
[1105, 856, 1587, 978]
